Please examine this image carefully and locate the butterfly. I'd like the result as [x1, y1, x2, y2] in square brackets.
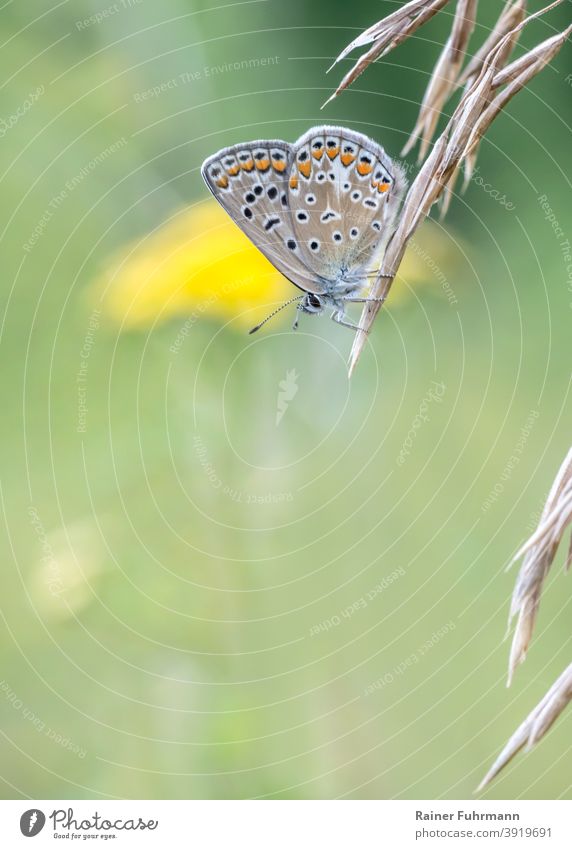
[201, 126, 407, 333]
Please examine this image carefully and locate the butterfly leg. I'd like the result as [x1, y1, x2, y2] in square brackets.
[331, 310, 367, 333]
[292, 303, 303, 331]
[344, 296, 385, 304]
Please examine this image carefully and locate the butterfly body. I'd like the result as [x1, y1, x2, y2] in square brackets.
[201, 126, 407, 331]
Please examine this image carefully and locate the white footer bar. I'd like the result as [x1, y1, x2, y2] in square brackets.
[0, 799, 570, 848]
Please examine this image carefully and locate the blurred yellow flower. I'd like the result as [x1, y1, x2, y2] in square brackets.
[95, 201, 290, 330]
[94, 200, 460, 329]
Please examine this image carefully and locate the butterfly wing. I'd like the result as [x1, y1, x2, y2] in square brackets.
[287, 126, 407, 284]
[201, 141, 326, 295]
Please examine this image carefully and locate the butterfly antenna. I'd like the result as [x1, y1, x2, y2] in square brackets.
[248, 295, 304, 335]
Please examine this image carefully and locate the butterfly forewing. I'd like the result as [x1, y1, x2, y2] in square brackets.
[201, 140, 326, 294]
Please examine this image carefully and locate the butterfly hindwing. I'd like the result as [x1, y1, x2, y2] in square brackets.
[287, 126, 407, 283]
[201, 140, 325, 294]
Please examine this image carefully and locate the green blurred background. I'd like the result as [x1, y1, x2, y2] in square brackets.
[1, 0, 571, 800]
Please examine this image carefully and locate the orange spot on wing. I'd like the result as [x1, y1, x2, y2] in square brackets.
[289, 175, 298, 190]
[341, 153, 356, 166]
[298, 161, 311, 178]
[312, 148, 324, 160]
[255, 158, 270, 171]
[326, 146, 339, 160]
[272, 159, 287, 172]
[378, 181, 390, 193]
[227, 165, 240, 176]
[241, 160, 254, 171]
[357, 162, 373, 176]
[215, 175, 229, 189]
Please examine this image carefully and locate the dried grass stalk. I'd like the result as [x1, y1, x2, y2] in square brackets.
[507, 447, 572, 685]
[457, 0, 527, 88]
[402, 0, 478, 161]
[464, 24, 572, 177]
[337, 0, 568, 376]
[478, 447, 572, 790]
[478, 663, 572, 791]
[445, 0, 527, 197]
[323, 0, 452, 109]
